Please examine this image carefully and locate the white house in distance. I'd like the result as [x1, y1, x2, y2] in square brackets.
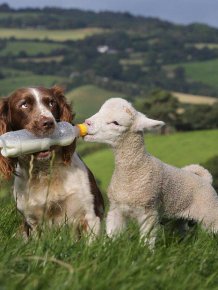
[97, 45, 109, 54]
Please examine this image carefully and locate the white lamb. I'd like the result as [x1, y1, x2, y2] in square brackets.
[84, 98, 218, 247]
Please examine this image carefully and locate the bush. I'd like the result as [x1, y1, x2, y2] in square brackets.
[181, 103, 218, 130]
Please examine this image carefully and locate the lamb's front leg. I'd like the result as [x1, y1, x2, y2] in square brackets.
[137, 210, 159, 249]
[106, 202, 126, 238]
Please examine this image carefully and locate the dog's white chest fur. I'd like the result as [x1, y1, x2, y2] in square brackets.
[13, 153, 93, 225]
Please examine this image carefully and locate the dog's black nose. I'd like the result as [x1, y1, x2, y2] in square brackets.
[40, 117, 55, 130]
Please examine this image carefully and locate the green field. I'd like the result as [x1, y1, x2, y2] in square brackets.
[171, 59, 218, 89]
[0, 40, 65, 56]
[0, 129, 218, 289]
[67, 85, 126, 122]
[0, 28, 106, 41]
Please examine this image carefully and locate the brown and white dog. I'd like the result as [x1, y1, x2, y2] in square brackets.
[0, 86, 104, 239]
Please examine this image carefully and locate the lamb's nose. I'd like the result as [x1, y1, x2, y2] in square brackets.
[85, 119, 92, 126]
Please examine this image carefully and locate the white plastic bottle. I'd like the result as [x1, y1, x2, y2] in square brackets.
[0, 122, 87, 158]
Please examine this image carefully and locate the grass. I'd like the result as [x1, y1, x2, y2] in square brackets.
[1, 200, 218, 290]
[0, 28, 106, 42]
[67, 85, 126, 122]
[84, 129, 218, 192]
[0, 40, 65, 56]
[1, 129, 218, 289]
[0, 74, 65, 96]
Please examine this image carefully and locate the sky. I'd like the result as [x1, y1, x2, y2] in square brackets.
[1, 0, 218, 28]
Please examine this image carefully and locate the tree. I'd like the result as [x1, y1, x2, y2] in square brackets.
[0, 3, 11, 12]
[181, 103, 218, 130]
[93, 55, 123, 79]
[135, 90, 180, 129]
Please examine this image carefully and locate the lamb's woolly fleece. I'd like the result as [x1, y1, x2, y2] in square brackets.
[109, 132, 217, 221]
[85, 98, 218, 242]
[182, 164, 213, 184]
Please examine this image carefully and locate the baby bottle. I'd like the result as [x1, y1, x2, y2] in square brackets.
[0, 122, 88, 158]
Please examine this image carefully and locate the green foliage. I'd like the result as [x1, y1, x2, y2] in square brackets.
[93, 55, 123, 80]
[135, 90, 218, 131]
[135, 90, 180, 127]
[181, 103, 218, 130]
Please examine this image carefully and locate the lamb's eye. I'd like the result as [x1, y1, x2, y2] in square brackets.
[21, 102, 28, 109]
[112, 121, 120, 126]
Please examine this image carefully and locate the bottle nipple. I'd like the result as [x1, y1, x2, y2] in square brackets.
[76, 124, 88, 137]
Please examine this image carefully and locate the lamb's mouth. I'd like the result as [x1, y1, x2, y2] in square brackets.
[84, 133, 96, 141]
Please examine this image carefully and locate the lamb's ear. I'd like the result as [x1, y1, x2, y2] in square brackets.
[133, 112, 165, 132]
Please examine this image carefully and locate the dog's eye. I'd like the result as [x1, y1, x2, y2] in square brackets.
[49, 100, 55, 107]
[21, 102, 28, 109]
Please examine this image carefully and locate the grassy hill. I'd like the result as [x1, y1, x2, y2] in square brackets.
[67, 85, 126, 122]
[83, 129, 218, 192]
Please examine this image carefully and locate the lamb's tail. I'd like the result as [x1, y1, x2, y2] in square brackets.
[182, 164, 213, 184]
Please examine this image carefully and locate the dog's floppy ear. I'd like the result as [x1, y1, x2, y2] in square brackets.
[0, 98, 15, 179]
[133, 112, 165, 133]
[50, 86, 76, 164]
[0, 98, 10, 134]
[51, 85, 75, 123]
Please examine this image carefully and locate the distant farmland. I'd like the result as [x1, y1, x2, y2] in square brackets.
[172, 92, 217, 105]
[0, 40, 65, 56]
[0, 27, 106, 41]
